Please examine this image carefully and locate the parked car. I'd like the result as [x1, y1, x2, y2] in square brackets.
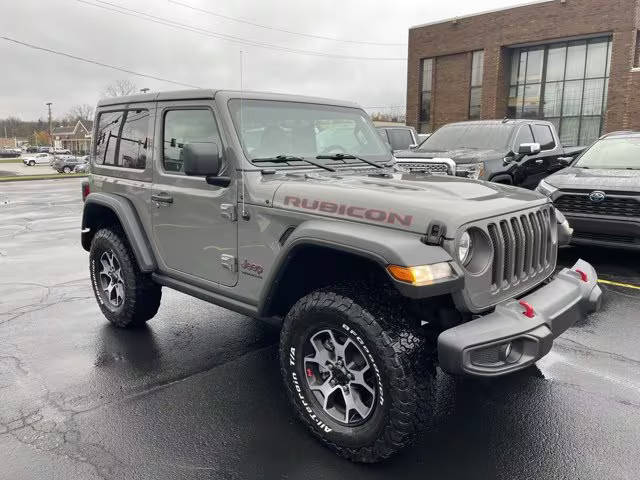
[52, 155, 87, 173]
[74, 161, 89, 173]
[53, 148, 72, 155]
[22, 153, 52, 166]
[24, 146, 39, 153]
[0, 148, 21, 158]
[376, 125, 420, 152]
[394, 119, 584, 189]
[537, 131, 640, 249]
[80, 89, 601, 463]
[37, 146, 54, 153]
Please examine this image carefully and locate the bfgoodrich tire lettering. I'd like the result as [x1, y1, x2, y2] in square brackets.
[279, 286, 434, 462]
[89, 227, 161, 328]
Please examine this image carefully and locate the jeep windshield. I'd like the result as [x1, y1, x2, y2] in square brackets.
[574, 137, 640, 170]
[228, 99, 391, 168]
[417, 123, 513, 152]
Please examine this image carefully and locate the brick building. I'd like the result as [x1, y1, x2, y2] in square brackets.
[406, 0, 640, 146]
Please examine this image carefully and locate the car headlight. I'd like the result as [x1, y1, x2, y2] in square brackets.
[456, 162, 485, 180]
[536, 179, 558, 197]
[458, 231, 473, 266]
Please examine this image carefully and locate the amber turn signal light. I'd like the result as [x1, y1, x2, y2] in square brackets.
[387, 263, 454, 286]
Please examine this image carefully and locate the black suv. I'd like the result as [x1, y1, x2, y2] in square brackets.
[537, 131, 640, 249]
[395, 119, 584, 189]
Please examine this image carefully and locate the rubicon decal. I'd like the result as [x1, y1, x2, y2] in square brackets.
[283, 196, 413, 226]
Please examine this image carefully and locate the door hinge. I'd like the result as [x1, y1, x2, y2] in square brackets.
[220, 204, 237, 222]
[423, 220, 446, 246]
[220, 254, 237, 272]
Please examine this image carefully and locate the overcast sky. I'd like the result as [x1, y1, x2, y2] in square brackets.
[1, 0, 535, 121]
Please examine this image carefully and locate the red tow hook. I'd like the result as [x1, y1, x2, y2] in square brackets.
[519, 300, 536, 318]
[306, 368, 314, 378]
[575, 269, 588, 282]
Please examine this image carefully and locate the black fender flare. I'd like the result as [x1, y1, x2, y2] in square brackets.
[81, 192, 156, 272]
[257, 220, 462, 317]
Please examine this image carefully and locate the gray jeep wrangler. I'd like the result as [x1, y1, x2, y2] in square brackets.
[81, 89, 602, 462]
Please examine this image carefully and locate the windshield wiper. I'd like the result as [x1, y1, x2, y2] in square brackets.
[252, 155, 335, 172]
[316, 153, 384, 169]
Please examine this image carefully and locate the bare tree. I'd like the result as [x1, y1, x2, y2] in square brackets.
[65, 104, 94, 123]
[101, 79, 137, 98]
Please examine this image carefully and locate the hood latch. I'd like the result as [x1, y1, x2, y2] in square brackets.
[423, 221, 446, 246]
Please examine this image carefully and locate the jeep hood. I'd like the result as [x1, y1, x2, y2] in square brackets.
[271, 171, 548, 236]
[546, 167, 640, 192]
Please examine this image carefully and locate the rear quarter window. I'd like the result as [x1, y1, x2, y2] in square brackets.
[94, 109, 150, 168]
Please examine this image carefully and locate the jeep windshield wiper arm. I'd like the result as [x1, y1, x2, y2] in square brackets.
[252, 155, 335, 172]
[316, 153, 384, 169]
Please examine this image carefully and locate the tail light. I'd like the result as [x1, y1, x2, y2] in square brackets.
[81, 180, 90, 202]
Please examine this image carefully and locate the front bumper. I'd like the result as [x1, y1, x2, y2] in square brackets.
[438, 259, 602, 377]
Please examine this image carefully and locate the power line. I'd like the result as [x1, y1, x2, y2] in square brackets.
[168, 0, 406, 47]
[0, 36, 202, 89]
[77, 0, 407, 62]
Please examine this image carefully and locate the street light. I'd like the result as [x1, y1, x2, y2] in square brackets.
[46, 102, 53, 149]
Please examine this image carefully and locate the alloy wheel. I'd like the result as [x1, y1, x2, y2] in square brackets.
[304, 328, 376, 425]
[99, 250, 125, 307]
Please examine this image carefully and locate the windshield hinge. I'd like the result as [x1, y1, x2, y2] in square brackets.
[423, 221, 446, 246]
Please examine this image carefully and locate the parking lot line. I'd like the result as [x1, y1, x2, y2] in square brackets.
[598, 279, 640, 290]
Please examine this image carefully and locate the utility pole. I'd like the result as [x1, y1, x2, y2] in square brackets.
[46, 102, 53, 148]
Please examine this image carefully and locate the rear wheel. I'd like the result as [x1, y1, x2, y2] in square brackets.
[28, 160, 35, 166]
[63, 166, 71, 173]
[279, 285, 434, 462]
[89, 227, 161, 327]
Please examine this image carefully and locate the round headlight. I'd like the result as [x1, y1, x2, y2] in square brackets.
[458, 231, 473, 265]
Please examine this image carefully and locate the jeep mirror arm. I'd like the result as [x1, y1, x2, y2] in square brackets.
[205, 176, 231, 187]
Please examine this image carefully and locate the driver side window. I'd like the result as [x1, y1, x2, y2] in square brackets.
[163, 109, 222, 174]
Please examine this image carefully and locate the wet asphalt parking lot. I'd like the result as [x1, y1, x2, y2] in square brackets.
[1, 178, 639, 480]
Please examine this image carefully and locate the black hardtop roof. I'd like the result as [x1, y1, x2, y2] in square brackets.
[96, 89, 361, 109]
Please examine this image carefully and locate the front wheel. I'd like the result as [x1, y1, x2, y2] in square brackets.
[28, 160, 35, 166]
[279, 286, 434, 462]
[63, 166, 71, 173]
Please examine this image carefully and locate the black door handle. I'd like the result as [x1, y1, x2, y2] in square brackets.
[151, 193, 173, 203]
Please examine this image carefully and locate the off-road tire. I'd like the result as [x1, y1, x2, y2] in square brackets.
[279, 284, 434, 463]
[89, 227, 161, 328]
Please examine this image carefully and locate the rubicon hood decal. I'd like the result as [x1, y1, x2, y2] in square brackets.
[284, 195, 413, 226]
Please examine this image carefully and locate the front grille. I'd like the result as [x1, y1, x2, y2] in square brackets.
[396, 161, 452, 175]
[555, 194, 640, 218]
[487, 207, 554, 290]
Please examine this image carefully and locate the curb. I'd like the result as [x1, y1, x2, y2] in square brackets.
[0, 174, 88, 182]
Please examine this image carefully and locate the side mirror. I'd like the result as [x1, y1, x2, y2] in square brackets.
[183, 142, 221, 176]
[518, 142, 541, 156]
[183, 142, 230, 187]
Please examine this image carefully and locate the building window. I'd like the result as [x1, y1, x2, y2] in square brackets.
[419, 58, 433, 133]
[508, 37, 612, 146]
[469, 50, 484, 120]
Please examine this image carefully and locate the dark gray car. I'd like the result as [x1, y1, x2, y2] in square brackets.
[395, 119, 584, 188]
[80, 89, 601, 463]
[537, 131, 640, 249]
